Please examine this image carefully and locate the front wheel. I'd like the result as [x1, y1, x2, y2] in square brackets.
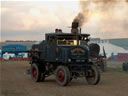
[85, 65, 100, 85]
[31, 63, 45, 82]
[55, 66, 71, 86]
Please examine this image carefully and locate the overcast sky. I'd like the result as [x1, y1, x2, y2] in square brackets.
[1, 0, 128, 41]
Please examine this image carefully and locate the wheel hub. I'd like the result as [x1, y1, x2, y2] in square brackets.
[32, 67, 37, 78]
[57, 70, 65, 82]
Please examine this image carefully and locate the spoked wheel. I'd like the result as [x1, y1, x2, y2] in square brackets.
[85, 65, 100, 85]
[31, 63, 45, 82]
[55, 66, 70, 86]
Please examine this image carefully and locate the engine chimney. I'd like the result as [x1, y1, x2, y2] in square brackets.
[71, 21, 81, 34]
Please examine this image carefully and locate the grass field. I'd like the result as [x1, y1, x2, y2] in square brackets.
[0, 61, 128, 96]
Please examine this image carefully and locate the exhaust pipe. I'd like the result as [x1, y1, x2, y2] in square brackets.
[71, 21, 81, 34]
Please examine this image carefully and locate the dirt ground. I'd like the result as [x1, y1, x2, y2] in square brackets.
[0, 61, 128, 96]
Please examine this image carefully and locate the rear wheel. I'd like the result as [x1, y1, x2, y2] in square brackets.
[55, 66, 70, 86]
[100, 60, 107, 72]
[31, 63, 45, 82]
[85, 65, 100, 85]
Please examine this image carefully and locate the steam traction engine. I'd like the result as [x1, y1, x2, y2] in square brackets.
[28, 22, 101, 86]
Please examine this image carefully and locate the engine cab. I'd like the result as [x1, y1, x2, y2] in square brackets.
[44, 33, 90, 63]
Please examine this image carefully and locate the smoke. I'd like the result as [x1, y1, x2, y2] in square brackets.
[73, 0, 128, 38]
[73, 13, 86, 27]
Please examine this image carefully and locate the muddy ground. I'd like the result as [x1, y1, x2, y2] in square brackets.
[0, 61, 128, 96]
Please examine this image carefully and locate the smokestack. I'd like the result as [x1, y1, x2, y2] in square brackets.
[71, 13, 85, 34]
[71, 20, 79, 34]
